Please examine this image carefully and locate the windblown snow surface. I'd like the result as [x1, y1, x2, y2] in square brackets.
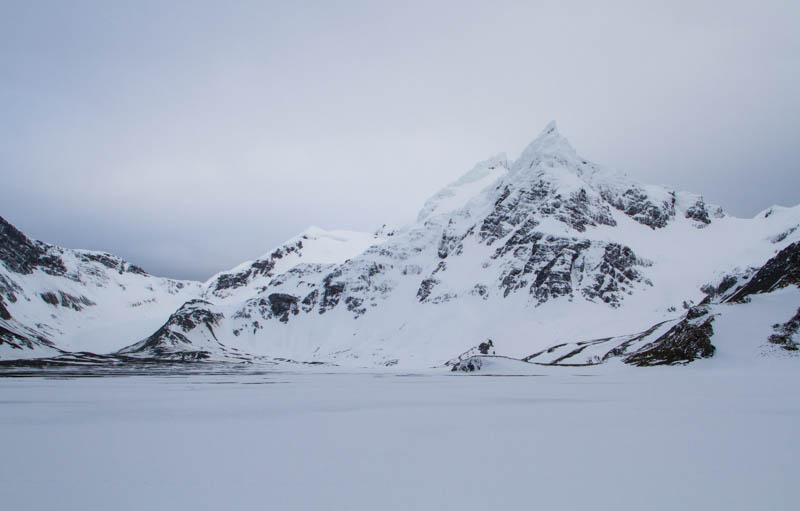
[1, 358, 799, 511]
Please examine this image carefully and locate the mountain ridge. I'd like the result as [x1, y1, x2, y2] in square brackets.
[2, 122, 799, 367]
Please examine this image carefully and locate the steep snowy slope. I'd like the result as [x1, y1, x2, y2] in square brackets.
[122, 122, 800, 367]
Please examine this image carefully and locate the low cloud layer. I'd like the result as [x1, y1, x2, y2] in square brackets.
[2, 1, 798, 280]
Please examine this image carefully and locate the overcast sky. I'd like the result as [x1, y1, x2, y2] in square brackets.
[2, 0, 798, 280]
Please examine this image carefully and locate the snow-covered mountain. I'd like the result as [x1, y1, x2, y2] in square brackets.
[0, 218, 389, 360]
[118, 122, 800, 367]
[3, 122, 799, 367]
[0, 216, 203, 359]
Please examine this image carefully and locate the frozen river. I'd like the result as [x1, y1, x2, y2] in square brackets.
[1, 364, 799, 510]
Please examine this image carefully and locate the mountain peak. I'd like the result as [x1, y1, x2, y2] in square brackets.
[512, 121, 579, 173]
[528, 120, 572, 149]
[541, 120, 559, 135]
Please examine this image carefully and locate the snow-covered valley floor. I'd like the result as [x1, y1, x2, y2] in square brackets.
[2, 366, 799, 510]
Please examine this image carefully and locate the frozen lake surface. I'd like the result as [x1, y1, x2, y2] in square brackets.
[2, 364, 799, 510]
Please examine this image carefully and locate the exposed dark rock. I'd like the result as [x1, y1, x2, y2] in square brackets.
[582, 244, 650, 307]
[599, 322, 669, 362]
[301, 289, 319, 313]
[523, 321, 671, 365]
[686, 305, 710, 320]
[495, 233, 575, 299]
[151, 350, 211, 361]
[492, 228, 648, 306]
[0, 273, 20, 305]
[491, 220, 543, 260]
[58, 291, 95, 311]
[126, 264, 147, 275]
[624, 317, 716, 366]
[320, 261, 387, 315]
[554, 187, 618, 232]
[416, 278, 439, 303]
[685, 200, 712, 225]
[470, 284, 489, 299]
[478, 339, 494, 354]
[344, 296, 366, 316]
[701, 274, 743, 302]
[768, 308, 800, 351]
[0, 322, 59, 354]
[170, 300, 223, 333]
[267, 293, 299, 323]
[771, 225, 798, 244]
[549, 344, 597, 365]
[81, 252, 120, 270]
[41, 292, 59, 306]
[0, 216, 67, 276]
[429, 292, 457, 304]
[38, 254, 68, 276]
[602, 188, 674, 229]
[260, 259, 389, 318]
[726, 242, 800, 302]
[211, 241, 302, 294]
[480, 181, 616, 244]
[416, 262, 448, 302]
[451, 356, 483, 372]
[0, 216, 43, 274]
[122, 300, 225, 357]
[531, 239, 590, 303]
[437, 221, 464, 259]
[523, 342, 570, 362]
[445, 340, 499, 367]
[320, 274, 345, 313]
[365, 262, 384, 278]
[214, 272, 253, 292]
[0, 297, 10, 320]
[40, 291, 95, 311]
[76, 252, 147, 277]
[479, 190, 519, 241]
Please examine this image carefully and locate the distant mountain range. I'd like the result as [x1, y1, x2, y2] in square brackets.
[2, 122, 798, 368]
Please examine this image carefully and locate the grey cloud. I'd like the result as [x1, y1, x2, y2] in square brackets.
[1, 0, 798, 280]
